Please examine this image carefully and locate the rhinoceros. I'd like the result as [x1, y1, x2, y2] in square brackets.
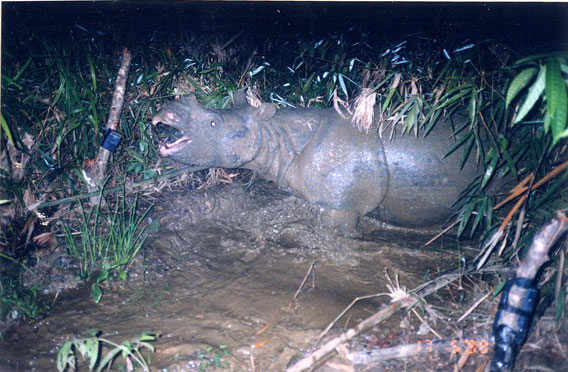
[152, 93, 480, 232]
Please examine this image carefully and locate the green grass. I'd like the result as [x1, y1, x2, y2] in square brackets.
[63, 188, 151, 303]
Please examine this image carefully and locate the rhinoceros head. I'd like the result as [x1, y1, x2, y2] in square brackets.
[153, 94, 276, 168]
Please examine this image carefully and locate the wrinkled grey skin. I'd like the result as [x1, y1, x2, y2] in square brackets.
[153, 93, 479, 232]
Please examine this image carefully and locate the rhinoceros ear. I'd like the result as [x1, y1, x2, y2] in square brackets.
[180, 94, 199, 106]
[233, 90, 249, 107]
[255, 103, 277, 120]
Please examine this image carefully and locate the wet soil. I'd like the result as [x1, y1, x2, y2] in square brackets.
[1, 181, 565, 371]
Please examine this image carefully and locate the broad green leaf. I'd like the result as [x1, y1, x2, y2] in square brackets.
[485, 146, 496, 165]
[506, 68, 537, 107]
[249, 65, 265, 77]
[86, 337, 100, 370]
[513, 52, 558, 67]
[545, 58, 568, 144]
[87, 328, 100, 337]
[91, 283, 103, 303]
[139, 332, 159, 342]
[57, 341, 74, 372]
[513, 65, 546, 124]
[382, 87, 397, 113]
[302, 72, 315, 94]
[545, 59, 562, 125]
[97, 348, 122, 372]
[120, 340, 133, 358]
[0, 113, 14, 146]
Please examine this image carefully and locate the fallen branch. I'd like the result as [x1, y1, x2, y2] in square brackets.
[287, 262, 513, 372]
[345, 334, 491, 365]
[36, 166, 207, 210]
[286, 302, 402, 372]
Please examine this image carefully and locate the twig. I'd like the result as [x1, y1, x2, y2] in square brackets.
[35, 166, 207, 209]
[286, 302, 402, 372]
[424, 218, 461, 246]
[344, 335, 491, 365]
[287, 262, 512, 372]
[457, 291, 492, 323]
[554, 247, 565, 322]
[315, 292, 393, 345]
[286, 260, 316, 311]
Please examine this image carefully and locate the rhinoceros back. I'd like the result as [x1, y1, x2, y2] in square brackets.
[279, 108, 389, 216]
[376, 123, 480, 226]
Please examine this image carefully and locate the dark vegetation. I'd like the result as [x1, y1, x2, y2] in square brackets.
[1, 2, 567, 367]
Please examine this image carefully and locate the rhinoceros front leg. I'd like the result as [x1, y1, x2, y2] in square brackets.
[321, 208, 359, 235]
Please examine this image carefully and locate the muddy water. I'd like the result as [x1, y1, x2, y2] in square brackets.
[1, 181, 476, 371]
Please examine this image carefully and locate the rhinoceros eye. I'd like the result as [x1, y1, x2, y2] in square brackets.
[210, 121, 216, 127]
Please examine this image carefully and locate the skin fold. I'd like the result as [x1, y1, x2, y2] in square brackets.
[153, 93, 481, 232]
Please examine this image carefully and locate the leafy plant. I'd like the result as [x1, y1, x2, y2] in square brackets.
[195, 344, 231, 371]
[450, 54, 568, 254]
[0, 277, 42, 320]
[57, 329, 158, 372]
[63, 188, 151, 303]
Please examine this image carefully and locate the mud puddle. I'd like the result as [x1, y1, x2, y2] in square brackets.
[1, 181, 492, 371]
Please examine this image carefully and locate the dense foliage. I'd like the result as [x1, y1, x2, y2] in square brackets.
[1, 6, 567, 325]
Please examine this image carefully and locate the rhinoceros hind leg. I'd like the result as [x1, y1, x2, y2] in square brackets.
[321, 208, 359, 235]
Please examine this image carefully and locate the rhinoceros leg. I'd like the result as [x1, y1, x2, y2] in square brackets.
[321, 208, 359, 234]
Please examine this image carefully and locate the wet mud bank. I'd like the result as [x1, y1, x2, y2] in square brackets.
[1, 180, 488, 371]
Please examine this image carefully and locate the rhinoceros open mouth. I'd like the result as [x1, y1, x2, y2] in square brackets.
[159, 135, 192, 157]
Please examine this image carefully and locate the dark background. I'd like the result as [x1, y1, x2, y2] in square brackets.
[3, 2, 568, 54]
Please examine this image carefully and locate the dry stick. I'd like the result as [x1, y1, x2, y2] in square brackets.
[286, 260, 316, 312]
[457, 291, 492, 323]
[288, 262, 515, 372]
[35, 166, 208, 210]
[424, 218, 461, 246]
[345, 334, 491, 365]
[316, 292, 395, 345]
[554, 247, 565, 319]
[286, 302, 402, 372]
[87, 48, 132, 203]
